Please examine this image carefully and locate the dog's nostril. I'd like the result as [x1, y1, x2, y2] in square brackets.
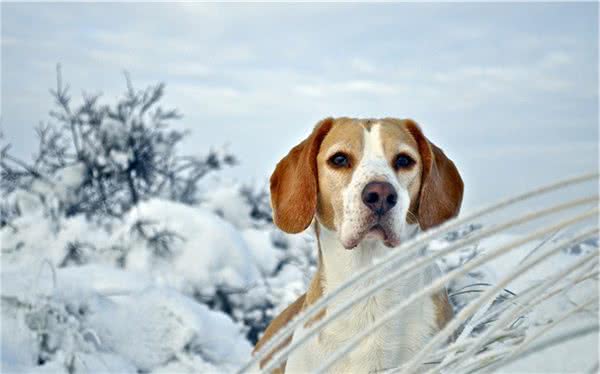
[387, 194, 398, 206]
[366, 192, 379, 204]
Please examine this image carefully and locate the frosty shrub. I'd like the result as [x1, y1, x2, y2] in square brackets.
[1, 67, 319, 373]
[1, 65, 236, 221]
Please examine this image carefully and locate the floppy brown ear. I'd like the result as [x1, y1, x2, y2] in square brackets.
[270, 118, 334, 233]
[405, 119, 464, 230]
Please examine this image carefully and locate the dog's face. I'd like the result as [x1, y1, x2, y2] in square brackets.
[270, 117, 463, 249]
[315, 118, 422, 248]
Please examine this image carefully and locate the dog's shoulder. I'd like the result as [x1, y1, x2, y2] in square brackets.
[253, 293, 306, 371]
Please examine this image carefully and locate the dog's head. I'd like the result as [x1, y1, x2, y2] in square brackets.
[270, 117, 463, 249]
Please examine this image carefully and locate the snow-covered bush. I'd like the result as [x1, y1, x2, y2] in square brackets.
[1, 264, 253, 373]
[1, 192, 315, 371]
[1, 69, 315, 372]
[1, 66, 236, 221]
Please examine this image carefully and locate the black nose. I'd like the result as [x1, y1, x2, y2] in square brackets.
[361, 181, 398, 217]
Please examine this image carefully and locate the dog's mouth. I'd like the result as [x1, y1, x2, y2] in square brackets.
[366, 224, 388, 241]
[343, 222, 400, 250]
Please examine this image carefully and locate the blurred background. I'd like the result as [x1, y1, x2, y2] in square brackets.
[1, 3, 598, 373]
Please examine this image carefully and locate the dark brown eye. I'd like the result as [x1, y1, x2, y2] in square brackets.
[329, 152, 350, 168]
[394, 153, 415, 170]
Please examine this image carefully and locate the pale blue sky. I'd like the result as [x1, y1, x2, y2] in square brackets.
[2, 3, 598, 210]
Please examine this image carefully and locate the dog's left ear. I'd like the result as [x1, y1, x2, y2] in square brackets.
[270, 118, 334, 233]
[404, 119, 464, 230]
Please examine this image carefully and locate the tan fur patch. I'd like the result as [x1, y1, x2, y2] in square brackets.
[253, 294, 306, 371]
[380, 118, 423, 223]
[403, 119, 464, 229]
[315, 118, 364, 230]
[270, 118, 334, 233]
[431, 290, 454, 330]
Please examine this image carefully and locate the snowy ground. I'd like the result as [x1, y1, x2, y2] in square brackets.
[1, 174, 315, 373]
[433, 230, 598, 373]
[1, 174, 598, 373]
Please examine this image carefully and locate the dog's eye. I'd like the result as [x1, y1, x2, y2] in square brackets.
[394, 153, 415, 170]
[329, 152, 350, 168]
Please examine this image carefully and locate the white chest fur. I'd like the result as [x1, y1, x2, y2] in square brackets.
[285, 226, 440, 374]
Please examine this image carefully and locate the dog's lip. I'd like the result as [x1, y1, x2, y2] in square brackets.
[369, 223, 387, 236]
[369, 224, 400, 247]
[383, 238, 399, 248]
[369, 224, 388, 239]
[343, 223, 400, 250]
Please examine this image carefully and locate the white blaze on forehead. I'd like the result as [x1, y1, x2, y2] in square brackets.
[362, 123, 386, 162]
[356, 123, 395, 183]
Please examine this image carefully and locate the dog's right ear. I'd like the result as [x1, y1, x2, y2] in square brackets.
[270, 118, 334, 233]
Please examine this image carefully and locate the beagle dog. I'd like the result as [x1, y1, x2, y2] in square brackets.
[254, 117, 463, 373]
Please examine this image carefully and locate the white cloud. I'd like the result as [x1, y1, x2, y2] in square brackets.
[540, 51, 573, 69]
[174, 84, 242, 100]
[87, 49, 139, 68]
[428, 50, 577, 105]
[167, 63, 213, 78]
[1, 36, 19, 47]
[296, 80, 401, 97]
[350, 58, 376, 74]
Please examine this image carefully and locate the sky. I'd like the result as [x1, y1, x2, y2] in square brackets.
[1, 3, 598, 211]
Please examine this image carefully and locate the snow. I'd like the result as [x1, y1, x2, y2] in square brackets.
[1, 189, 314, 373]
[202, 184, 254, 229]
[1, 183, 597, 373]
[118, 199, 261, 293]
[108, 150, 130, 170]
[1, 264, 253, 373]
[99, 121, 128, 149]
[86, 288, 251, 371]
[483, 235, 599, 373]
[242, 228, 283, 275]
[432, 229, 598, 372]
[2, 211, 115, 270]
[28, 162, 87, 205]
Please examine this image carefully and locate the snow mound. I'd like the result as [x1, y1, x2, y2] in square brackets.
[118, 199, 262, 295]
[1, 264, 252, 373]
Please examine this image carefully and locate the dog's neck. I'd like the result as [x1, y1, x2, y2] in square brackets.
[315, 221, 420, 293]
